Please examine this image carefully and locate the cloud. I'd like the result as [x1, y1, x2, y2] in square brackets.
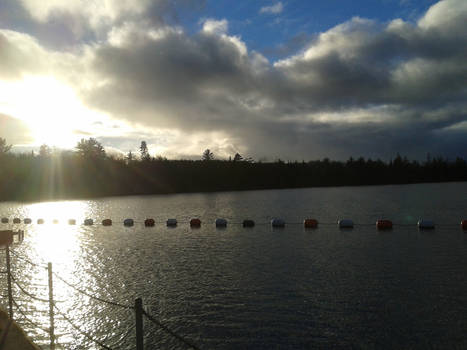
[0, 113, 33, 145]
[202, 18, 228, 35]
[0, 0, 466, 160]
[260, 2, 284, 15]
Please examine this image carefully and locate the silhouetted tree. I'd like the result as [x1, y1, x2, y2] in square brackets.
[39, 144, 52, 157]
[0, 138, 12, 155]
[140, 141, 150, 161]
[75, 138, 106, 159]
[202, 149, 214, 161]
[233, 153, 243, 162]
[126, 151, 134, 163]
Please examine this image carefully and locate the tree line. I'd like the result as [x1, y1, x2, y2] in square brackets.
[0, 137, 466, 202]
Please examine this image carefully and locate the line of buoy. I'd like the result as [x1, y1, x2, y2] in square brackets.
[2, 217, 467, 230]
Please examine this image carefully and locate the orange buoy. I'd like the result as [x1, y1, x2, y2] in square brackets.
[53, 219, 59, 224]
[190, 218, 201, 227]
[304, 219, 318, 228]
[376, 219, 393, 230]
[102, 219, 112, 226]
[13, 218, 21, 224]
[144, 218, 155, 227]
[462, 220, 467, 230]
[68, 219, 76, 225]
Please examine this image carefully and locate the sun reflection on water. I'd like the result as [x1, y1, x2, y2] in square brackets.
[10, 200, 98, 346]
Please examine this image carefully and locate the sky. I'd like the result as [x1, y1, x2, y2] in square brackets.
[0, 0, 466, 160]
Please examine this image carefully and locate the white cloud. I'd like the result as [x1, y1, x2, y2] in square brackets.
[202, 19, 228, 35]
[260, 2, 284, 15]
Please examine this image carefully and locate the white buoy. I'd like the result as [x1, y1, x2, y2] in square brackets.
[166, 218, 177, 227]
[338, 219, 354, 228]
[215, 218, 227, 227]
[418, 219, 435, 229]
[271, 218, 285, 227]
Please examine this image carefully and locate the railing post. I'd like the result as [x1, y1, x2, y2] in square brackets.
[48, 263, 55, 350]
[135, 297, 144, 350]
[5, 245, 13, 319]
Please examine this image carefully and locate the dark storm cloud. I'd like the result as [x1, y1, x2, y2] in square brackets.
[79, 0, 467, 159]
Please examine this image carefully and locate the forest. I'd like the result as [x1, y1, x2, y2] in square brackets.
[0, 138, 466, 202]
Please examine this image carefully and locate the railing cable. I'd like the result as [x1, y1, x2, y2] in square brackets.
[52, 272, 133, 310]
[8, 250, 47, 269]
[53, 304, 113, 350]
[10, 274, 50, 303]
[142, 309, 201, 350]
[12, 299, 50, 334]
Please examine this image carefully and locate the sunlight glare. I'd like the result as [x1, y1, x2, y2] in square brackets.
[0, 76, 105, 148]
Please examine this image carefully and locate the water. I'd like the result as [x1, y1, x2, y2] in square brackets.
[1, 182, 467, 349]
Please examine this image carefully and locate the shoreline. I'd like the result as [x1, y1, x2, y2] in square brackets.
[0, 179, 466, 204]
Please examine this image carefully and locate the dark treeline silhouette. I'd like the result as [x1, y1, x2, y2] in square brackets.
[0, 138, 466, 202]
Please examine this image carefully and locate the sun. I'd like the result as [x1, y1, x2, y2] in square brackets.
[0, 75, 102, 148]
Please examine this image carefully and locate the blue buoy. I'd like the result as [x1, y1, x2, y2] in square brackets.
[243, 219, 255, 227]
[215, 218, 227, 227]
[271, 218, 285, 228]
[166, 218, 177, 227]
[418, 219, 435, 229]
[124, 218, 134, 227]
[338, 219, 354, 228]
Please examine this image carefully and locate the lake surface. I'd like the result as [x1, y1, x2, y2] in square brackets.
[1, 182, 467, 349]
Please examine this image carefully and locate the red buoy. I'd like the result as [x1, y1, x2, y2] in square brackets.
[190, 218, 201, 227]
[376, 219, 393, 230]
[304, 219, 318, 228]
[462, 220, 467, 230]
[145, 218, 155, 227]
